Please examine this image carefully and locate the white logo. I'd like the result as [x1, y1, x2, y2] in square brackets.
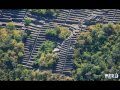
[105, 73, 119, 79]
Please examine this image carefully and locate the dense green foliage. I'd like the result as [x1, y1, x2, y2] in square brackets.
[40, 40, 56, 54]
[46, 26, 71, 40]
[35, 26, 71, 69]
[34, 26, 71, 69]
[0, 23, 26, 80]
[31, 9, 59, 19]
[73, 23, 120, 81]
[24, 17, 32, 26]
[0, 23, 25, 68]
[0, 64, 73, 81]
[35, 41, 58, 69]
[6, 22, 16, 30]
[1, 21, 120, 81]
[46, 28, 59, 38]
[0, 23, 72, 81]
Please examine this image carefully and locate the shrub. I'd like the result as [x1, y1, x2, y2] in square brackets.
[7, 22, 15, 30]
[46, 29, 58, 37]
[46, 26, 71, 40]
[40, 40, 56, 53]
[31, 9, 59, 19]
[24, 17, 32, 26]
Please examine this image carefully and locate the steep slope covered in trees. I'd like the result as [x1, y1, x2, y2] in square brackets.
[0, 23, 73, 81]
[73, 23, 120, 81]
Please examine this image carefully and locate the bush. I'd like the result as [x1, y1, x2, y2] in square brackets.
[18, 52, 24, 58]
[0, 23, 26, 72]
[31, 9, 59, 19]
[40, 40, 56, 53]
[7, 22, 15, 30]
[46, 26, 71, 40]
[46, 29, 58, 37]
[24, 17, 32, 26]
[58, 27, 71, 40]
[74, 23, 120, 81]
[34, 40, 58, 69]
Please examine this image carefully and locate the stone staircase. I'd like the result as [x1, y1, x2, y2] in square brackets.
[55, 30, 80, 76]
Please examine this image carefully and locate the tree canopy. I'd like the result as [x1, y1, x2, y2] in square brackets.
[73, 23, 120, 81]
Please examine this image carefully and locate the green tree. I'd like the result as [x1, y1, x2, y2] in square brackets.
[7, 22, 15, 30]
[24, 17, 32, 26]
[40, 41, 56, 53]
[74, 23, 120, 81]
